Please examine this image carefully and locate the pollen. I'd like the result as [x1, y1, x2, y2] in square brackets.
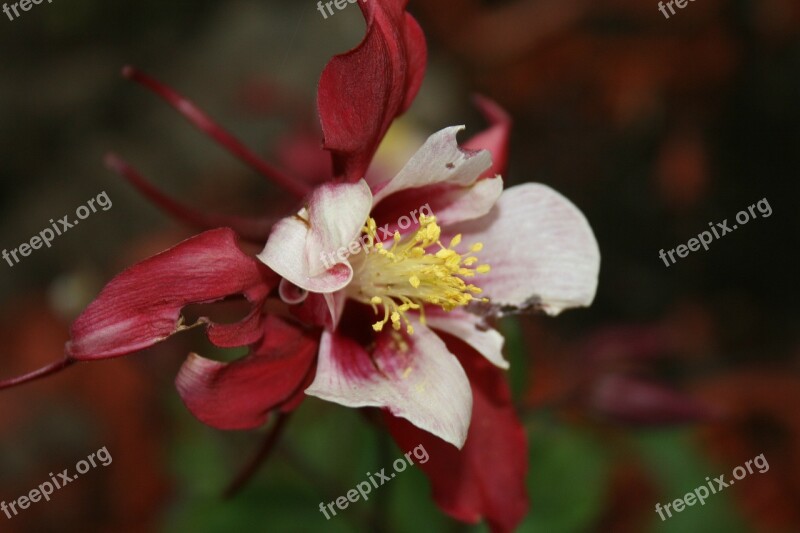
[347, 214, 490, 334]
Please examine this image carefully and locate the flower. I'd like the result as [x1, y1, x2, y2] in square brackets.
[256, 124, 600, 451]
[252, 122, 598, 533]
[0, 0, 600, 531]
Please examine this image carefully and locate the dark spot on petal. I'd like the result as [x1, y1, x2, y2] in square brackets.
[446, 162, 455, 169]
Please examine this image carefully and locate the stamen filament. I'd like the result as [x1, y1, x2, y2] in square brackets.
[348, 214, 490, 334]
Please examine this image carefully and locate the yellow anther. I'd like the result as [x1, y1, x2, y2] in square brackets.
[348, 215, 491, 335]
[445, 256, 461, 269]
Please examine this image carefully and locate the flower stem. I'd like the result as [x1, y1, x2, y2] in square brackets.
[223, 411, 293, 499]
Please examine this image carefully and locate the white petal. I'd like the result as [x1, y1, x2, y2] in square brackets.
[323, 290, 347, 330]
[257, 213, 352, 293]
[425, 309, 508, 369]
[257, 180, 372, 293]
[434, 175, 504, 226]
[278, 278, 308, 305]
[451, 183, 600, 316]
[372, 126, 492, 205]
[306, 323, 472, 448]
[306, 180, 373, 277]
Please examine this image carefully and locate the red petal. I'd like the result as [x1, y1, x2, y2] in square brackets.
[386, 335, 528, 533]
[276, 131, 335, 188]
[279, 358, 317, 414]
[206, 307, 266, 349]
[462, 96, 512, 178]
[66, 228, 276, 360]
[175, 315, 318, 430]
[289, 293, 332, 329]
[317, 0, 427, 181]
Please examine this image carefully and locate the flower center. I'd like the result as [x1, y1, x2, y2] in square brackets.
[346, 214, 490, 334]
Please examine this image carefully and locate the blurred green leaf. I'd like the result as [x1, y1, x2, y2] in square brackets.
[388, 452, 451, 533]
[634, 430, 750, 533]
[518, 423, 610, 533]
[499, 316, 528, 400]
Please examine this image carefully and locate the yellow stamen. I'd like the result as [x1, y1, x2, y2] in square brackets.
[348, 215, 490, 334]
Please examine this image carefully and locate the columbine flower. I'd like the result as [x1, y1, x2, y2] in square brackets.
[250, 123, 599, 533]
[256, 124, 600, 453]
[0, 1, 600, 531]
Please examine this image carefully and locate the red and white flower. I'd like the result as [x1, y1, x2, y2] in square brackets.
[256, 124, 599, 450]
[0, 0, 600, 530]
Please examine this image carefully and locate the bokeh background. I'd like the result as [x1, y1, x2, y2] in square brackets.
[1, 0, 798, 531]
